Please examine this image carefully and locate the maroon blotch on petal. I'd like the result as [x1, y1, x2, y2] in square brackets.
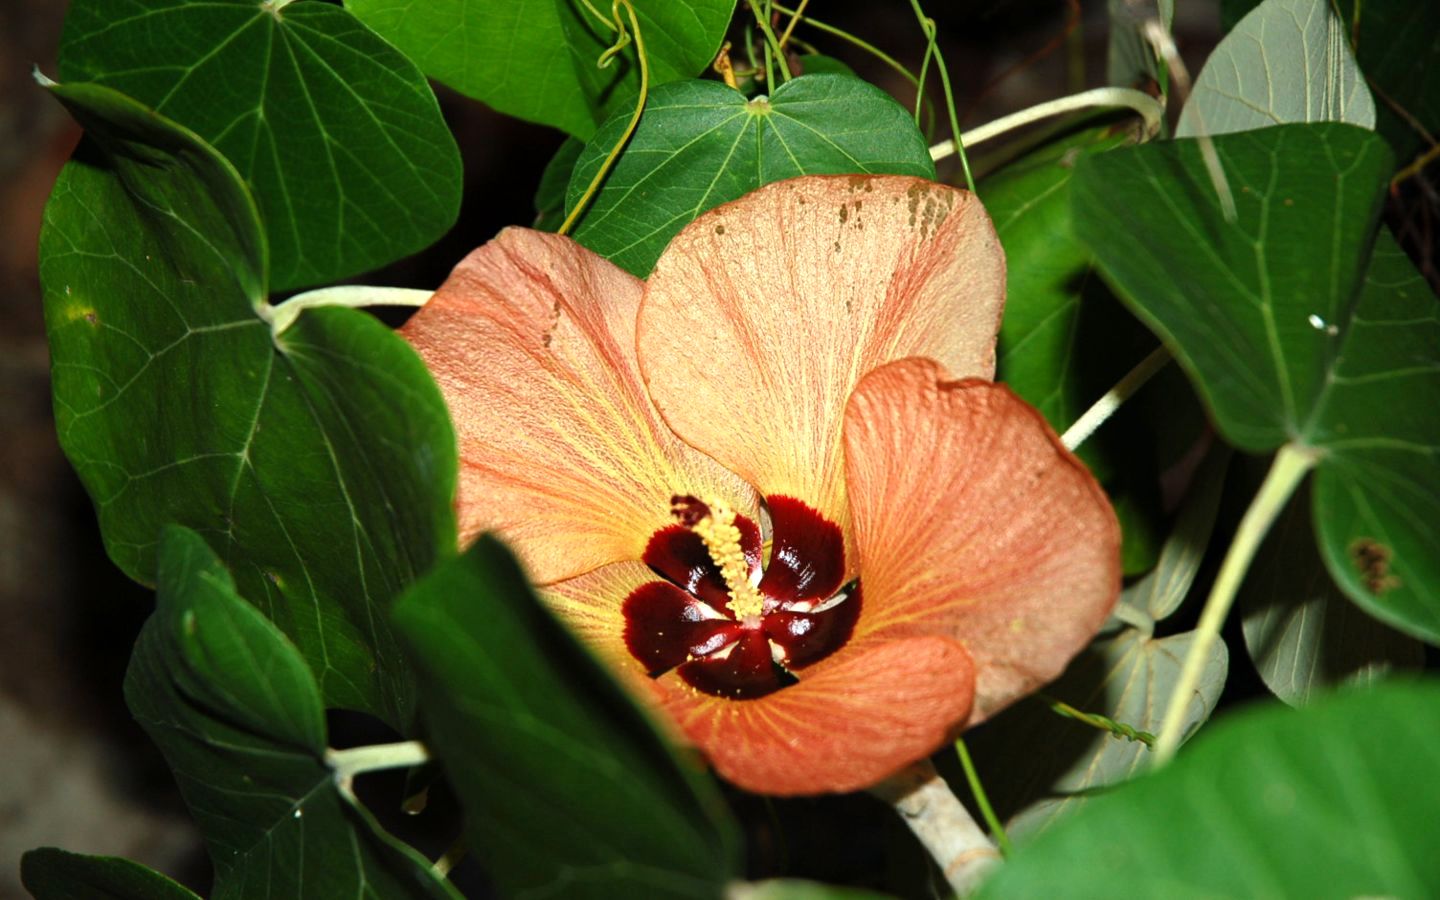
[764, 582, 863, 669]
[678, 630, 791, 699]
[623, 582, 739, 676]
[758, 495, 846, 603]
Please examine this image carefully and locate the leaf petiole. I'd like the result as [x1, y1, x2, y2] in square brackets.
[956, 737, 1013, 857]
[1061, 344, 1171, 452]
[326, 739, 431, 802]
[1153, 444, 1319, 763]
[260, 286, 434, 337]
[932, 86, 1166, 162]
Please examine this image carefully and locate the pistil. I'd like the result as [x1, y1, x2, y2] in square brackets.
[671, 495, 766, 620]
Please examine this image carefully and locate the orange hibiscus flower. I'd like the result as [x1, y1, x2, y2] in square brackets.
[401, 175, 1120, 796]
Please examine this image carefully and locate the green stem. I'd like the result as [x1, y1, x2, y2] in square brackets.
[956, 738, 1012, 857]
[906, 0, 974, 191]
[746, 0, 791, 84]
[262, 286, 433, 337]
[558, 0, 650, 236]
[770, 4, 920, 90]
[1152, 444, 1319, 763]
[775, 0, 810, 49]
[1044, 696, 1155, 747]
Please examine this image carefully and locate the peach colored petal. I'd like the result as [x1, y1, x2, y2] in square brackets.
[401, 228, 755, 583]
[637, 175, 1005, 548]
[647, 635, 975, 796]
[543, 560, 657, 693]
[843, 359, 1121, 724]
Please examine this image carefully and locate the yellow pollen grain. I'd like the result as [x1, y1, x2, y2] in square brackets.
[685, 496, 764, 620]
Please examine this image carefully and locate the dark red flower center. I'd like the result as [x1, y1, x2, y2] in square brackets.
[622, 494, 859, 699]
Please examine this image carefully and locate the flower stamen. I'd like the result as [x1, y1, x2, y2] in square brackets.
[672, 495, 766, 620]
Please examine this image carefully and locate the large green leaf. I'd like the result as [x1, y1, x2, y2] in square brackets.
[1307, 229, 1440, 642]
[1177, 0, 1374, 138]
[1072, 126, 1440, 643]
[392, 536, 740, 899]
[1241, 480, 1424, 705]
[127, 526, 461, 900]
[40, 82, 457, 723]
[21, 849, 200, 900]
[1073, 124, 1393, 451]
[59, 0, 462, 290]
[344, 0, 735, 140]
[564, 74, 937, 276]
[978, 680, 1440, 897]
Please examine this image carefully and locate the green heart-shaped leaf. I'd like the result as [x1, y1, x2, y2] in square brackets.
[1307, 228, 1440, 642]
[41, 82, 457, 723]
[978, 680, 1440, 897]
[565, 74, 936, 276]
[393, 536, 739, 899]
[344, 0, 736, 140]
[59, 0, 462, 290]
[1072, 124, 1440, 644]
[127, 526, 460, 900]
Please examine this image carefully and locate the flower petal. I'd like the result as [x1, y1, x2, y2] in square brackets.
[647, 635, 975, 796]
[843, 359, 1121, 724]
[622, 581, 738, 676]
[638, 175, 1005, 538]
[401, 228, 755, 583]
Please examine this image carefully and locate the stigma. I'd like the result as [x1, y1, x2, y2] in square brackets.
[671, 495, 766, 621]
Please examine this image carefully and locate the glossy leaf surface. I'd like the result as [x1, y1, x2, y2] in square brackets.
[393, 536, 740, 899]
[345, 0, 735, 140]
[59, 0, 462, 290]
[1307, 230, 1440, 643]
[565, 75, 936, 276]
[40, 82, 457, 722]
[1073, 125, 1440, 644]
[980, 681, 1440, 897]
[127, 527, 460, 900]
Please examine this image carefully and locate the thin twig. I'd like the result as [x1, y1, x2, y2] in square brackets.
[1061, 345, 1171, 451]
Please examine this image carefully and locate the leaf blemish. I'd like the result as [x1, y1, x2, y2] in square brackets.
[1350, 538, 1402, 595]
